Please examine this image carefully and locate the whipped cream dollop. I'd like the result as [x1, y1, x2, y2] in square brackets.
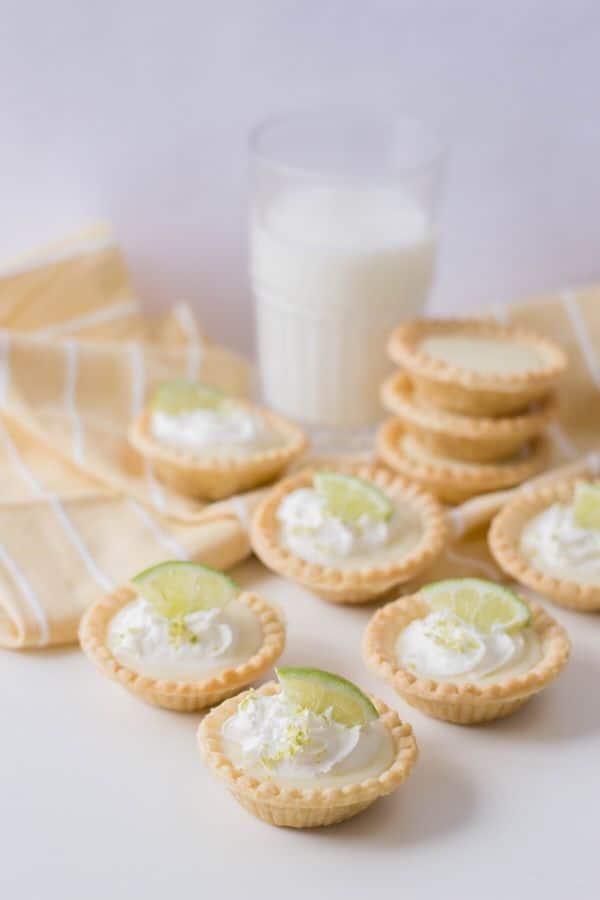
[396, 610, 536, 682]
[222, 692, 387, 782]
[151, 405, 280, 457]
[521, 499, 600, 585]
[109, 598, 234, 665]
[277, 488, 393, 564]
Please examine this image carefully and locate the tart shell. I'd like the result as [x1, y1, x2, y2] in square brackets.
[387, 318, 567, 416]
[79, 587, 286, 712]
[489, 474, 600, 611]
[381, 371, 557, 463]
[376, 418, 549, 504]
[198, 681, 418, 828]
[363, 592, 570, 724]
[250, 462, 448, 604]
[128, 404, 308, 501]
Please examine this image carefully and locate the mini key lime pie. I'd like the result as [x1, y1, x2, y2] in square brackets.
[388, 318, 567, 416]
[250, 464, 446, 604]
[79, 562, 285, 711]
[198, 666, 418, 828]
[490, 476, 600, 611]
[128, 379, 307, 500]
[363, 578, 570, 724]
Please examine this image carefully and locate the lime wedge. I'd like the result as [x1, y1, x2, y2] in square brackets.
[573, 481, 600, 530]
[421, 578, 530, 633]
[151, 379, 230, 416]
[313, 472, 393, 524]
[276, 667, 379, 726]
[131, 561, 238, 619]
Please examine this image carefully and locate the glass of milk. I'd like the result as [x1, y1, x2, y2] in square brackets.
[249, 110, 446, 442]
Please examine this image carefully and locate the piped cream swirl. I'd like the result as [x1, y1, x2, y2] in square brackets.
[107, 598, 262, 681]
[396, 610, 540, 684]
[221, 693, 392, 786]
[151, 405, 281, 457]
[277, 488, 390, 563]
[521, 498, 600, 585]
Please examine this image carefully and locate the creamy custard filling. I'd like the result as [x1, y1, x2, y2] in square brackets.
[396, 609, 541, 684]
[521, 501, 600, 586]
[276, 487, 422, 568]
[419, 335, 543, 375]
[108, 598, 263, 681]
[221, 693, 393, 788]
[150, 405, 282, 458]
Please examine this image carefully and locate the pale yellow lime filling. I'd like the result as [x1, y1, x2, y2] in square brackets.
[419, 335, 543, 375]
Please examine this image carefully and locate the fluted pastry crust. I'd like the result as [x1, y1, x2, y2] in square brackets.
[381, 371, 557, 462]
[363, 592, 570, 724]
[79, 588, 286, 711]
[250, 462, 447, 604]
[388, 318, 567, 416]
[198, 682, 418, 828]
[376, 418, 549, 504]
[128, 403, 307, 501]
[489, 474, 600, 611]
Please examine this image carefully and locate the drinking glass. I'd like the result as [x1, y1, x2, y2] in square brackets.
[249, 110, 446, 446]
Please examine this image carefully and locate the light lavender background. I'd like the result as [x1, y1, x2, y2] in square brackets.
[0, 1, 598, 356]
[1, 7, 600, 900]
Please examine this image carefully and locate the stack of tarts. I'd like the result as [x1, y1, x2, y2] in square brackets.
[377, 318, 567, 503]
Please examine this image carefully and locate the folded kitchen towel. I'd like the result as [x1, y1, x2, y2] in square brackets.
[0, 224, 255, 648]
[0, 225, 598, 649]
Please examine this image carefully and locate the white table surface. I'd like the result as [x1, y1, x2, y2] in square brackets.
[2, 556, 598, 899]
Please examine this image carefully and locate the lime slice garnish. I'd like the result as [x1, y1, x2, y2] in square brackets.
[131, 561, 238, 619]
[313, 472, 393, 524]
[421, 578, 530, 633]
[573, 481, 600, 530]
[276, 667, 379, 726]
[151, 379, 230, 416]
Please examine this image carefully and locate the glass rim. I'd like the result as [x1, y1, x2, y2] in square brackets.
[248, 107, 448, 178]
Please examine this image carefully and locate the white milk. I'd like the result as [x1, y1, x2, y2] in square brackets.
[251, 187, 436, 428]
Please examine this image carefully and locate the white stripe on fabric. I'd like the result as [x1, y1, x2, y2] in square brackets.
[127, 500, 189, 560]
[174, 304, 204, 378]
[144, 459, 167, 513]
[0, 227, 117, 279]
[128, 343, 167, 513]
[0, 331, 10, 407]
[34, 299, 140, 340]
[128, 341, 146, 416]
[0, 418, 45, 494]
[0, 539, 49, 646]
[63, 339, 85, 464]
[48, 498, 114, 593]
[0, 419, 114, 594]
[229, 496, 252, 531]
[444, 547, 501, 580]
[586, 451, 600, 477]
[547, 422, 578, 462]
[447, 507, 466, 540]
[562, 290, 600, 390]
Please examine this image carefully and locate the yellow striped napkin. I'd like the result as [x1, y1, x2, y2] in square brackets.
[0, 225, 254, 648]
[0, 222, 598, 650]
